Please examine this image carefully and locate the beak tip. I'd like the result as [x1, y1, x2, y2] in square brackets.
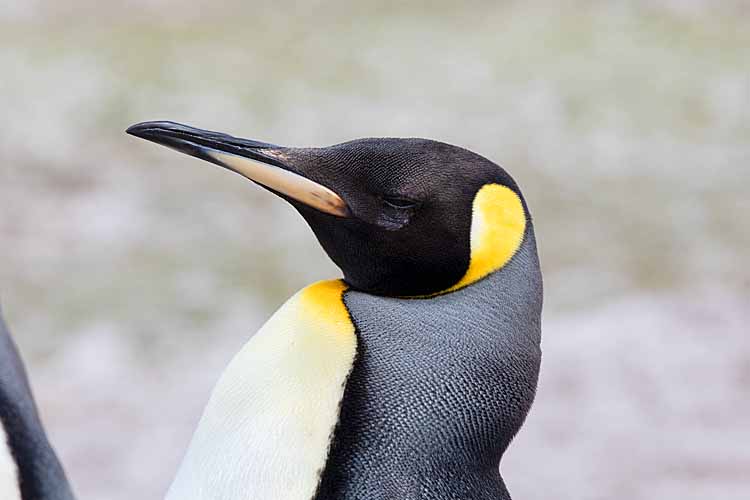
[125, 124, 137, 135]
[125, 122, 154, 139]
[126, 121, 182, 139]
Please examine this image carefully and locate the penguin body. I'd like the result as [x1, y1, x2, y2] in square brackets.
[0, 308, 75, 500]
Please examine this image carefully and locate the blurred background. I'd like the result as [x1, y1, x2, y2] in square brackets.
[1, 1, 748, 499]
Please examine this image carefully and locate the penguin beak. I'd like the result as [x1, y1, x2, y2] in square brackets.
[126, 121, 351, 218]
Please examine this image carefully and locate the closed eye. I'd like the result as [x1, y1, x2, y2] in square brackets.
[383, 196, 418, 210]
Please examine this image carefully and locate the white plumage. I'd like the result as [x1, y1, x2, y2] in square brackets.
[166, 281, 356, 500]
[0, 422, 22, 500]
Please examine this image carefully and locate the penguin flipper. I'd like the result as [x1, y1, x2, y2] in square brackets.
[0, 304, 76, 500]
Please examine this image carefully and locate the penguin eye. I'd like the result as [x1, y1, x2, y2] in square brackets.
[382, 196, 418, 210]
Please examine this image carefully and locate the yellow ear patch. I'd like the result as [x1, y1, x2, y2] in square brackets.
[443, 183, 526, 293]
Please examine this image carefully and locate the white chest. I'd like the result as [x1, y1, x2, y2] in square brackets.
[166, 280, 356, 500]
[0, 421, 22, 500]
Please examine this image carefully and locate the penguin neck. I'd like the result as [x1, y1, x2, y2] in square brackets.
[315, 226, 542, 500]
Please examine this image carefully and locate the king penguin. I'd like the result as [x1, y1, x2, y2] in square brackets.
[0, 121, 542, 500]
[126, 121, 543, 500]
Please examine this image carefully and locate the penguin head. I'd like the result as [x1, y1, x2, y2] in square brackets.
[127, 122, 528, 296]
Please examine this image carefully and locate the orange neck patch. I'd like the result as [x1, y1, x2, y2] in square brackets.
[299, 279, 353, 333]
